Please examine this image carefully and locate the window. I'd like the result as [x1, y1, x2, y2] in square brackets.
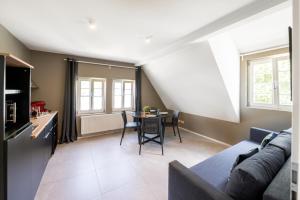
[77, 78, 105, 113]
[113, 80, 134, 111]
[248, 54, 292, 111]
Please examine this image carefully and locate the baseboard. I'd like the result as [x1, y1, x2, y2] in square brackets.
[180, 127, 231, 147]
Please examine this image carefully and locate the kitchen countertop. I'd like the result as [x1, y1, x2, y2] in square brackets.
[31, 111, 58, 139]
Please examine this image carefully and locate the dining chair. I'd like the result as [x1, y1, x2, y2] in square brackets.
[120, 110, 141, 145]
[139, 116, 164, 155]
[164, 110, 182, 143]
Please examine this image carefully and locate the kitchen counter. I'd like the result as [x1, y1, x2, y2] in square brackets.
[30, 111, 58, 139]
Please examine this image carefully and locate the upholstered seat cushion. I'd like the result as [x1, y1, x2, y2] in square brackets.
[190, 140, 259, 191]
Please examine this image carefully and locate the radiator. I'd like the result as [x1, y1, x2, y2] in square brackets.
[80, 113, 133, 135]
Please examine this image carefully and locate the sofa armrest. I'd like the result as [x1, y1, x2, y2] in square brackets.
[169, 160, 234, 200]
[249, 127, 277, 144]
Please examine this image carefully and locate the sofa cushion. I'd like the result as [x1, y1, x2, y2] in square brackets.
[190, 140, 259, 191]
[225, 145, 286, 200]
[260, 132, 278, 149]
[231, 148, 259, 172]
[268, 132, 291, 158]
[263, 157, 291, 200]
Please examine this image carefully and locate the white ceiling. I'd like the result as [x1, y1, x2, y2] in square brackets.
[228, 6, 292, 53]
[0, 0, 257, 63]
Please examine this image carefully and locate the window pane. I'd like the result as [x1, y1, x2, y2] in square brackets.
[278, 59, 292, 105]
[93, 88, 102, 97]
[81, 88, 90, 96]
[114, 96, 122, 109]
[124, 82, 132, 90]
[124, 95, 132, 108]
[93, 97, 102, 110]
[124, 89, 131, 95]
[114, 88, 122, 96]
[114, 82, 122, 89]
[252, 61, 273, 104]
[94, 81, 102, 89]
[80, 97, 90, 111]
[81, 80, 90, 88]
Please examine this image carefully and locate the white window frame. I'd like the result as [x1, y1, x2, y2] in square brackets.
[77, 77, 106, 114]
[247, 53, 292, 112]
[112, 79, 135, 112]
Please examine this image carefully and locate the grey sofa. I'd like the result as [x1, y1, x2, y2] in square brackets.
[169, 127, 291, 200]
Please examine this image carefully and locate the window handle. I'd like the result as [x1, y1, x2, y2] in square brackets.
[273, 81, 278, 90]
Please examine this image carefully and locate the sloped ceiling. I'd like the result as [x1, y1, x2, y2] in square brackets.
[144, 39, 240, 122]
[229, 6, 292, 53]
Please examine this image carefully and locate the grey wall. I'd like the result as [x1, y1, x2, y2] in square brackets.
[30, 50, 166, 138]
[181, 47, 292, 145]
[0, 24, 31, 62]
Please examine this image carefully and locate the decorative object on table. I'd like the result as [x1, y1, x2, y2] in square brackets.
[31, 101, 48, 113]
[143, 105, 151, 112]
[164, 110, 182, 142]
[139, 115, 164, 155]
[149, 107, 158, 114]
[156, 109, 160, 115]
[120, 110, 141, 145]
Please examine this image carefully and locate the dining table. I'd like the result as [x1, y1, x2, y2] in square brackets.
[128, 111, 170, 143]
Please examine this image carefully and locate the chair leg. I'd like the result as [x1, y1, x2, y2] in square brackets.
[139, 142, 142, 155]
[137, 127, 141, 144]
[172, 125, 176, 136]
[120, 127, 126, 145]
[177, 125, 182, 143]
[160, 130, 164, 155]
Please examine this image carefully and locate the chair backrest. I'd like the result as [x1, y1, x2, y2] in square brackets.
[121, 110, 127, 125]
[172, 111, 180, 125]
[142, 116, 162, 135]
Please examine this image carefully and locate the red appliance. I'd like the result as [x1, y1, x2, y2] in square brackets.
[31, 101, 48, 112]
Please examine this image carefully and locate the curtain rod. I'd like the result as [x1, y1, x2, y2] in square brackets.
[64, 59, 136, 69]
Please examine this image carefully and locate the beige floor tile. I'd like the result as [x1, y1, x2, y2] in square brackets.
[35, 171, 101, 200]
[36, 128, 227, 200]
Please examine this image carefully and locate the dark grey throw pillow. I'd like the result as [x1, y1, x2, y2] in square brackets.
[260, 132, 278, 149]
[231, 148, 259, 172]
[268, 132, 291, 158]
[225, 145, 286, 200]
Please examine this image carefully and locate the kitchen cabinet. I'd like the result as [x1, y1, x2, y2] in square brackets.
[6, 124, 34, 200]
[6, 113, 58, 200]
[31, 113, 58, 198]
[0, 54, 58, 200]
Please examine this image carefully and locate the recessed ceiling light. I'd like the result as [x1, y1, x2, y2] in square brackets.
[145, 35, 152, 44]
[88, 19, 97, 30]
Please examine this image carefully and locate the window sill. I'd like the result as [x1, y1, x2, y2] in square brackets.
[246, 105, 292, 112]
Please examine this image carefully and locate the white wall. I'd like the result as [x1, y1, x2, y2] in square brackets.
[144, 40, 240, 123]
[208, 33, 240, 121]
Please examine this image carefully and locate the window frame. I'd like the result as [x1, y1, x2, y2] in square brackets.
[112, 79, 135, 112]
[77, 77, 106, 114]
[247, 53, 292, 112]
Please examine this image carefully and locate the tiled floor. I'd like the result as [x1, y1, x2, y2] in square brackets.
[35, 128, 227, 200]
